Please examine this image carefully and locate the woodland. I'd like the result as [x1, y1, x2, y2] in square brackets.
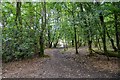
[1, 1, 120, 78]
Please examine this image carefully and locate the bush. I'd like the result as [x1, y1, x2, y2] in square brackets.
[2, 27, 37, 62]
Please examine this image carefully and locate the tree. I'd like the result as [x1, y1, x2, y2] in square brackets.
[72, 3, 79, 54]
[39, 1, 46, 56]
[15, 2, 22, 27]
[113, 3, 120, 57]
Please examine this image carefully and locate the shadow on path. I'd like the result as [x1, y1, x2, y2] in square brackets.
[2, 47, 119, 78]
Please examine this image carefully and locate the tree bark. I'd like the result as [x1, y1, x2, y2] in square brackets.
[39, 1, 46, 56]
[97, 38, 102, 50]
[15, 2, 22, 28]
[72, 4, 78, 54]
[72, 15, 78, 54]
[48, 26, 51, 48]
[99, 11, 109, 60]
[39, 16, 44, 56]
[99, 12, 107, 54]
[106, 31, 117, 51]
[74, 26, 78, 54]
[114, 12, 120, 57]
[72, 40, 74, 47]
[54, 40, 58, 48]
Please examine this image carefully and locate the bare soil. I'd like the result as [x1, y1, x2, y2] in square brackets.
[2, 47, 120, 78]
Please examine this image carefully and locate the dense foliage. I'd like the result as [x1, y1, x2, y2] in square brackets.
[1, 2, 120, 62]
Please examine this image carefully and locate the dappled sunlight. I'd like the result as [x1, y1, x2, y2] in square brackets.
[2, 1, 120, 78]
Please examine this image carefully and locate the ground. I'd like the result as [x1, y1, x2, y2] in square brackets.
[2, 47, 120, 78]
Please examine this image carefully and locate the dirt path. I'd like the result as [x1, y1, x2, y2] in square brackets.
[2, 47, 119, 78]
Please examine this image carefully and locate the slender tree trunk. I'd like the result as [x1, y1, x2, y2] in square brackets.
[74, 26, 78, 54]
[39, 1, 46, 56]
[99, 12, 109, 60]
[15, 2, 22, 28]
[15, 1, 22, 54]
[53, 33, 61, 48]
[88, 40, 92, 54]
[72, 4, 78, 54]
[106, 31, 117, 51]
[72, 13, 78, 54]
[77, 36, 80, 48]
[87, 25, 93, 55]
[16, 1, 22, 40]
[94, 35, 98, 48]
[112, 2, 120, 57]
[98, 38, 102, 50]
[39, 16, 44, 56]
[15, 2, 22, 44]
[96, 2, 109, 59]
[54, 40, 58, 48]
[88, 20, 92, 55]
[49, 42, 52, 48]
[99, 12, 107, 53]
[114, 12, 120, 57]
[72, 40, 74, 47]
[48, 26, 51, 48]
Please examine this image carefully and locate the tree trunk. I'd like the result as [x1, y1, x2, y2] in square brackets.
[97, 38, 102, 50]
[94, 35, 98, 48]
[72, 40, 74, 47]
[99, 12, 107, 54]
[95, 2, 109, 59]
[15, 2, 22, 28]
[72, 4, 78, 54]
[74, 26, 79, 54]
[49, 42, 52, 48]
[114, 12, 120, 57]
[99, 12, 109, 60]
[54, 40, 58, 48]
[106, 31, 117, 51]
[48, 26, 51, 48]
[39, 1, 46, 56]
[88, 40, 92, 55]
[39, 16, 44, 56]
